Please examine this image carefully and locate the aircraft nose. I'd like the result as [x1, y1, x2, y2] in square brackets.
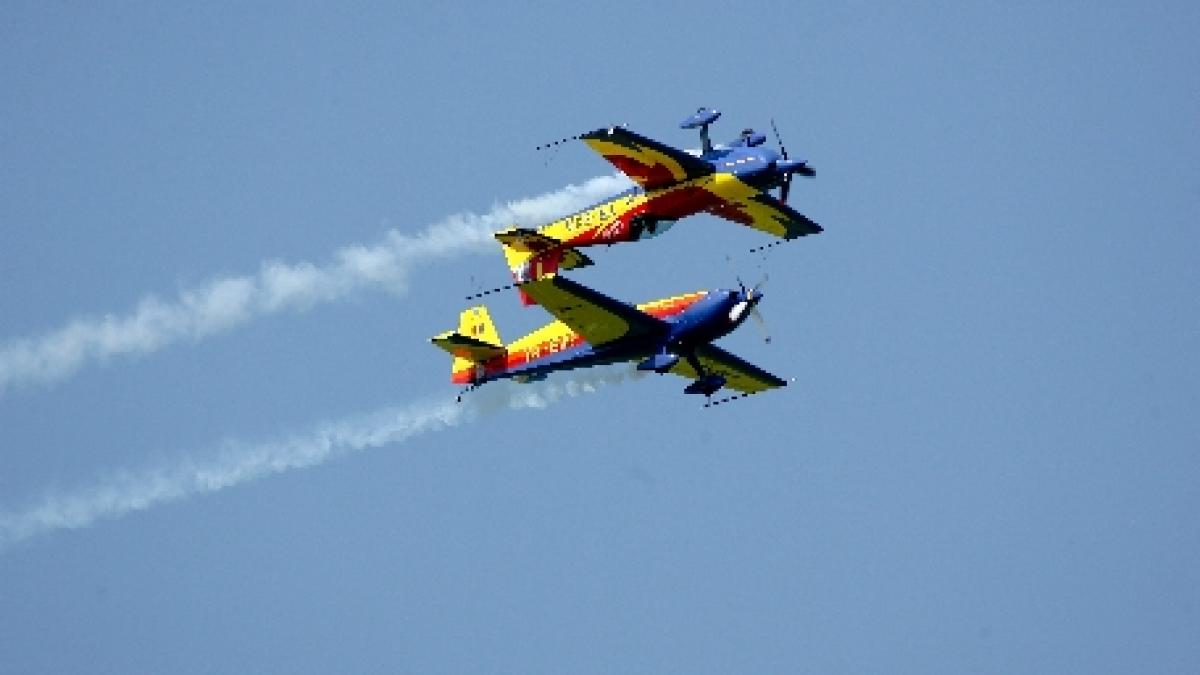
[778, 158, 816, 177]
[728, 286, 763, 306]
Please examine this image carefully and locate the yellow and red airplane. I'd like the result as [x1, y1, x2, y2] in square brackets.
[495, 108, 821, 304]
[432, 274, 787, 404]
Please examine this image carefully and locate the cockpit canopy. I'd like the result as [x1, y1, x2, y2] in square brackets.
[734, 129, 768, 148]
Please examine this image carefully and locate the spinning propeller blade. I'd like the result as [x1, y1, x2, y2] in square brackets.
[770, 119, 792, 204]
[770, 119, 815, 203]
[751, 272, 769, 298]
[750, 307, 771, 344]
[745, 273, 770, 343]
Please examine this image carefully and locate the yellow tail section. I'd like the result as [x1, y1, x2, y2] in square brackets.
[430, 305, 506, 383]
[493, 226, 594, 282]
[457, 305, 502, 346]
[499, 240, 536, 279]
[493, 226, 595, 306]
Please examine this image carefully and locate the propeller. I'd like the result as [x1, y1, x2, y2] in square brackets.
[726, 254, 772, 344]
[751, 272, 769, 297]
[749, 273, 771, 343]
[749, 307, 771, 344]
[769, 119, 815, 204]
[769, 119, 792, 204]
[736, 272, 771, 344]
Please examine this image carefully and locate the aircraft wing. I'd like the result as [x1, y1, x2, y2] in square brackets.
[668, 343, 788, 394]
[519, 275, 667, 347]
[708, 192, 823, 240]
[580, 126, 713, 191]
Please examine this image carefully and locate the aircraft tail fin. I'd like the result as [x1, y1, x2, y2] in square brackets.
[430, 306, 506, 383]
[494, 227, 593, 305]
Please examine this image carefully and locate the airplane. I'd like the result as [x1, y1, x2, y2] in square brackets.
[432, 274, 788, 405]
[493, 108, 821, 304]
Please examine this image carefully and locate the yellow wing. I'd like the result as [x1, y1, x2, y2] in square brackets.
[668, 344, 788, 394]
[518, 275, 666, 346]
[580, 127, 713, 190]
[708, 192, 823, 240]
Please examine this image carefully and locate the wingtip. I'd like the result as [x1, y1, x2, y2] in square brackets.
[579, 127, 613, 141]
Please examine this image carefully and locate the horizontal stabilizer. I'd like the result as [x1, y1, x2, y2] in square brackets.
[559, 247, 593, 271]
[494, 227, 559, 253]
[430, 332, 506, 362]
[494, 228, 593, 272]
[495, 228, 594, 302]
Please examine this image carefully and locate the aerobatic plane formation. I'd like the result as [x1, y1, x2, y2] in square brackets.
[432, 108, 823, 406]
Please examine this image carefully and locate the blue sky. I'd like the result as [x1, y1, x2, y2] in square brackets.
[2, 2, 1198, 673]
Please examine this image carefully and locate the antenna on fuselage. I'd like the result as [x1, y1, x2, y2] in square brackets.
[680, 108, 721, 155]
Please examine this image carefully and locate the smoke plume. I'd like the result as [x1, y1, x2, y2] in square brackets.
[0, 175, 630, 397]
[0, 366, 642, 550]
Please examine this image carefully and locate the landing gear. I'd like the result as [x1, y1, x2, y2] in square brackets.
[682, 353, 726, 397]
[684, 374, 727, 396]
[637, 350, 680, 374]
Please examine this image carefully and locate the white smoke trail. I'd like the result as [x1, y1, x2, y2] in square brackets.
[0, 175, 631, 397]
[0, 366, 643, 550]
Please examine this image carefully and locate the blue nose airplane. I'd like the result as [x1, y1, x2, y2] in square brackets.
[494, 107, 822, 305]
[432, 274, 787, 405]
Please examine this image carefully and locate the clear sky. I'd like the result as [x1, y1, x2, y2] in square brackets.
[2, 2, 1198, 673]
